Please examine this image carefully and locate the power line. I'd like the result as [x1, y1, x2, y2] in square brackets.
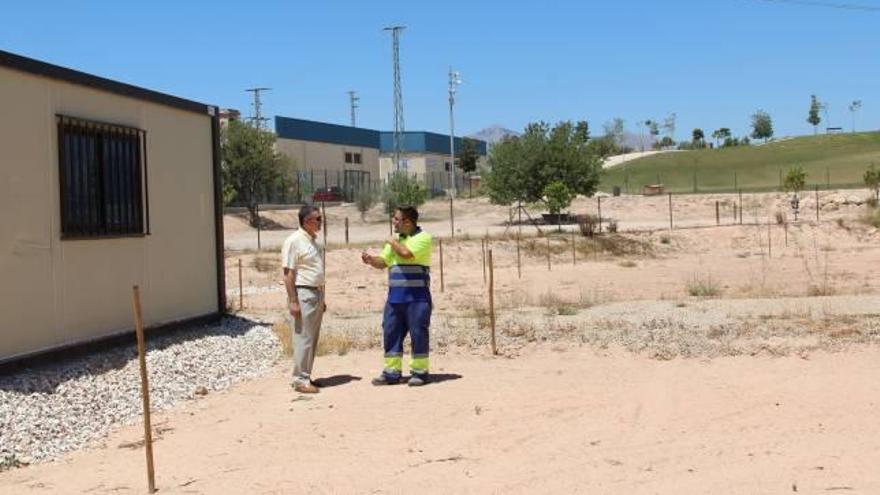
[751, 0, 880, 11]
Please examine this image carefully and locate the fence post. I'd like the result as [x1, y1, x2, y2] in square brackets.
[255, 203, 261, 251]
[131, 286, 157, 494]
[668, 193, 673, 230]
[815, 185, 820, 222]
[572, 229, 576, 265]
[547, 237, 551, 271]
[439, 239, 445, 293]
[238, 259, 243, 310]
[488, 249, 496, 356]
[597, 196, 603, 233]
[344, 217, 349, 244]
[516, 233, 522, 279]
[715, 201, 720, 226]
[738, 190, 743, 225]
[481, 238, 486, 285]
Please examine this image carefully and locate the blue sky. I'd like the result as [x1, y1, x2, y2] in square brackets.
[2, 0, 878, 140]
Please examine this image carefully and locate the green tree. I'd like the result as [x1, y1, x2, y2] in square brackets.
[864, 164, 880, 202]
[783, 166, 806, 194]
[456, 137, 481, 174]
[750, 110, 774, 142]
[808, 95, 822, 135]
[692, 128, 705, 145]
[484, 120, 603, 207]
[354, 188, 378, 221]
[543, 181, 576, 231]
[221, 120, 292, 226]
[711, 127, 731, 147]
[383, 171, 427, 214]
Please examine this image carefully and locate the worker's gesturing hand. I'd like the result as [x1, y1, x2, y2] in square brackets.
[289, 300, 301, 318]
[360, 251, 372, 265]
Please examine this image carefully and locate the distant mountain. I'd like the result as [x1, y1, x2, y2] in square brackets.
[468, 125, 520, 145]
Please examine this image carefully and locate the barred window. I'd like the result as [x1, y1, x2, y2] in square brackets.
[353, 153, 362, 164]
[56, 115, 149, 238]
[344, 152, 353, 164]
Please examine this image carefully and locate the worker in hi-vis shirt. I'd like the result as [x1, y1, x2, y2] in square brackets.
[361, 205, 433, 387]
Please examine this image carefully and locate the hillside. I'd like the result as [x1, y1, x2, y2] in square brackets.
[601, 131, 880, 193]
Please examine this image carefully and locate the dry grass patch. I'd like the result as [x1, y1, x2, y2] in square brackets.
[686, 273, 721, 297]
[317, 333, 354, 356]
[618, 260, 637, 268]
[253, 254, 280, 273]
[272, 319, 293, 357]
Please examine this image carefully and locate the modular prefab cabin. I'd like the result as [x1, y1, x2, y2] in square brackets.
[0, 50, 225, 364]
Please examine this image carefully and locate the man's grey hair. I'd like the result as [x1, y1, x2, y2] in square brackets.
[298, 205, 320, 227]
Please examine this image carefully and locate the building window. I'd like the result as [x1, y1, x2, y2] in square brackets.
[344, 152, 353, 164]
[56, 115, 149, 238]
[353, 153, 362, 164]
[445, 161, 451, 171]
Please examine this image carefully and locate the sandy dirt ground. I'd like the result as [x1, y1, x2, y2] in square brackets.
[3, 347, 879, 494]
[5, 191, 880, 493]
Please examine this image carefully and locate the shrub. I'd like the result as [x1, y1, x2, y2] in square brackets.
[354, 189, 377, 221]
[383, 172, 427, 214]
[576, 214, 599, 237]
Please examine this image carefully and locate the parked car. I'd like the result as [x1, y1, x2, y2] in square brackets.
[312, 186, 344, 203]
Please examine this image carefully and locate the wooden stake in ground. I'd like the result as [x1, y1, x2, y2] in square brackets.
[131, 286, 157, 494]
[572, 229, 576, 265]
[597, 196, 603, 234]
[546, 236, 551, 271]
[739, 190, 744, 225]
[767, 222, 772, 258]
[815, 186, 820, 222]
[480, 239, 486, 285]
[255, 203, 262, 251]
[488, 249, 496, 356]
[784, 220, 789, 247]
[238, 259, 243, 310]
[344, 217, 349, 245]
[715, 201, 720, 226]
[668, 193, 674, 230]
[439, 238, 445, 293]
[516, 233, 522, 279]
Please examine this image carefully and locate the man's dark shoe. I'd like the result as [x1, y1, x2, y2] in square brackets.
[371, 374, 401, 386]
[408, 374, 428, 387]
[293, 382, 320, 394]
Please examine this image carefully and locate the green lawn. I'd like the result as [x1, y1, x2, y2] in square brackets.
[601, 132, 880, 194]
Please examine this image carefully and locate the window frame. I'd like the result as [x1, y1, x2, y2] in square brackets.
[56, 115, 150, 240]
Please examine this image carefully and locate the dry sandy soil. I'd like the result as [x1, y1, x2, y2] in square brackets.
[4, 191, 880, 494]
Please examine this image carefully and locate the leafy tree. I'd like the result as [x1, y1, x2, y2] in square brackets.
[543, 181, 576, 231]
[456, 137, 481, 174]
[808, 95, 822, 135]
[646, 120, 660, 139]
[484, 120, 603, 207]
[603, 118, 625, 150]
[711, 128, 731, 147]
[864, 164, 880, 202]
[750, 110, 774, 142]
[783, 166, 806, 194]
[354, 188, 378, 221]
[654, 136, 675, 149]
[221, 120, 292, 226]
[692, 128, 705, 144]
[383, 171, 427, 214]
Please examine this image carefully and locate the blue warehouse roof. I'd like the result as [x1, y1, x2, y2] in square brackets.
[274, 116, 487, 155]
[379, 131, 487, 156]
[275, 116, 380, 148]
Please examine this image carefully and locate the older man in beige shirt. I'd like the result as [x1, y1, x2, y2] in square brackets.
[281, 205, 326, 393]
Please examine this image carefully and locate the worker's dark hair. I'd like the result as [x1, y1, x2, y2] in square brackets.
[298, 205, 320, 227]
[395, 205, 419, 225]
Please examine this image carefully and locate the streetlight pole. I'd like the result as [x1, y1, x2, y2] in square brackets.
[448, 67, 461, 197]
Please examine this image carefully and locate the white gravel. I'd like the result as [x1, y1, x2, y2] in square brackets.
[0, 317, 280, 467]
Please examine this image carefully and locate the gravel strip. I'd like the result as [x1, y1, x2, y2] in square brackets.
[0, 317, 281, 466]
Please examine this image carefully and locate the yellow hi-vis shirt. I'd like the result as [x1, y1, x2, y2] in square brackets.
[379, 229, 432, 267]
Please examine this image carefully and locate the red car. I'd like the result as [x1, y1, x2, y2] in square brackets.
[312, 186, 344, 203]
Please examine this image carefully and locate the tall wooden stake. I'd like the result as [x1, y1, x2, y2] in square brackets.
[815, 186, 820, 222]
[715, 201, 720, 226]
[481, 239, 486, 284]
[668, 193, 673, 230]
[344, 217, 349, 244]
[238, 259, 243, 310]
[255, 203, 261, 251]
[739, 190, 743, 225]
[488, 249, 496, 355]
[547, 236, 551, 271]
[572, 230, 576, 265]
[516, 233, 522, 279]
[131, 286, 157, 494]
[449, 197, 455, 238]
[597, 196, 603, 233]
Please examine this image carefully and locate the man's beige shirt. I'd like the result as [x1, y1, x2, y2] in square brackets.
[281, 228, 325, 287]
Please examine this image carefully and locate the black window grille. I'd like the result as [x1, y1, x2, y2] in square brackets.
[344, 152, 353, 164]
[353, 153, 362, 164]
[56, 115, 149, 238]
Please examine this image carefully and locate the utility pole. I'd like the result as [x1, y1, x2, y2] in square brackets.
[245, 87, 271, 130]
[383, 25, 406, 171]
[347, 90, 359, 127]
[448, 67, 461, 197]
